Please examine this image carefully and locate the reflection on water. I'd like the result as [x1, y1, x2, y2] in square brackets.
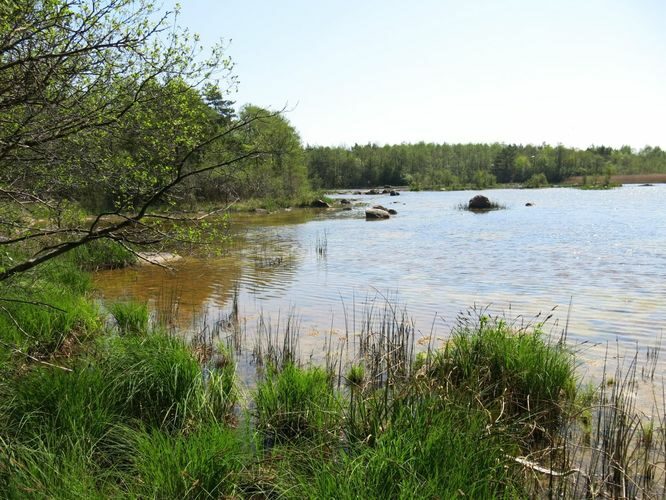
[94, 185, 666, 379]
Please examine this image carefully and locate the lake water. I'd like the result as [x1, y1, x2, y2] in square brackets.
[94, 185, 666, 380]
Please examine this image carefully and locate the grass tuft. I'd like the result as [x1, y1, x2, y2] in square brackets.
[108, 301, 149, 335]
[428, 317, 576, 439]
[255, 363, 340, 443]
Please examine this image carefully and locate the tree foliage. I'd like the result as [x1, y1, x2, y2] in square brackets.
[0, 0, 306, 281]
[306, 142, 666, 189]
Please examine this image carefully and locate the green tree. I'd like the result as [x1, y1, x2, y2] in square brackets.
[233, 105, 309, 200]
[492, 145, 518, 183]
[0, 0, 269, 281]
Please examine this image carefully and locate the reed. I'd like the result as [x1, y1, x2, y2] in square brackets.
[315, 229, 328, 258]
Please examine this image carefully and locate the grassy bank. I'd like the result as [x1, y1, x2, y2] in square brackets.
[1, 258, 665, 497]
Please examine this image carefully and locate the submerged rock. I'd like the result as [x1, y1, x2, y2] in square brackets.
[390, 190, 400, 196]
[525, 202, 534, 207]
[136, 252, 182, 266]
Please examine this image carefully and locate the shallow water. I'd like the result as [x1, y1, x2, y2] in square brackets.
[94, 185, 666, 379]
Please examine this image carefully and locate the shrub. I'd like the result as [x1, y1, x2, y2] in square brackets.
[524, 172, 549, 188]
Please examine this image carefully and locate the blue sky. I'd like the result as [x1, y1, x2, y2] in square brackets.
[169, 0, 665, 149]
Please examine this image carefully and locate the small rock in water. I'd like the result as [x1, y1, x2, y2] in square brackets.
[311, 199, 331, 208]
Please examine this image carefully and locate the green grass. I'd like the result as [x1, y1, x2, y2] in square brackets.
[254, 363, 341, 443]
[427, 317, 576, 439]
[67, 239, 137, 271]
[124, 424, 247, 498]
[273, 398, 523, 498]
[0, 327, 239, 496]
[0, 260, 99, 367]
[108, 300, 149, 335]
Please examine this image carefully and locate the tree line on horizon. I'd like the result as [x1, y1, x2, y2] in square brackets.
[305, 142, 666, 190]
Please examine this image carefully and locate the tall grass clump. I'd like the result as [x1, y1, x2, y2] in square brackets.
[123, 424, 247, 498]
[428, 317, 576, 440]
[0, 261, 99, 362]
[280, 398, 524, 498]
[108, 300, 149, 335]
[0, 441, 126, 498]
[255, 363, 340, 443]
[0, 328, 239, 495]
[101, 331, 236, 428]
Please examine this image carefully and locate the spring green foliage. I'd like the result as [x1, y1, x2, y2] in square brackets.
[0, 0, 315, 283]
[524, 172, 549, 188]
[197, 105, 311, 204]
[306, 142, 666, 189]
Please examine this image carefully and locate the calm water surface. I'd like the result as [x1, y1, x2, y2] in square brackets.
[94, 185, 666, 377]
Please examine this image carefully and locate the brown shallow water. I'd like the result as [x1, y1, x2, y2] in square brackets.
[94, 186, 666, 390]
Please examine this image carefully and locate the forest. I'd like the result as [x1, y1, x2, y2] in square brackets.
[306, 142, 666, 189]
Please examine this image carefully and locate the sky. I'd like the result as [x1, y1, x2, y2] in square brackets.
[167, 0, 666, 149]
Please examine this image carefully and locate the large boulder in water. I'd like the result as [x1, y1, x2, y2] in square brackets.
[468, 195, 492, 210]
[365, 208, 390, 219]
